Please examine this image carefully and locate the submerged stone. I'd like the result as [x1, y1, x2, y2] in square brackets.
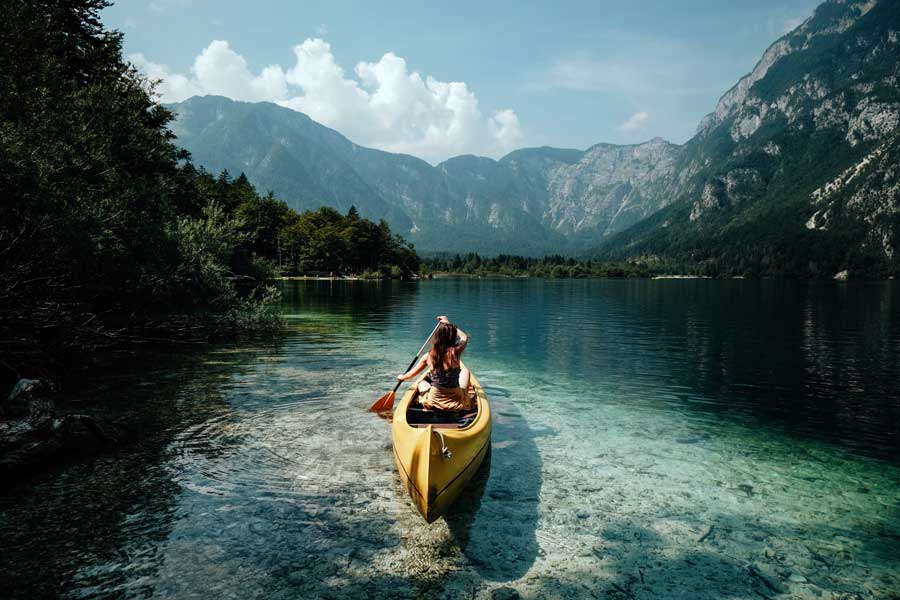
[490, 587, 520, 600]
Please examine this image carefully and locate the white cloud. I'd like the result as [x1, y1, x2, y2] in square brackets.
[191, 40, 288, 100]
[129, 39, 521, 164]
[490, 109, 522, 148]
[618, 111, 649, 132]
[130, 52, 202, 101]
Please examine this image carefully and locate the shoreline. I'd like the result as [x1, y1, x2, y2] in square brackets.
[271, 273, 896, 282]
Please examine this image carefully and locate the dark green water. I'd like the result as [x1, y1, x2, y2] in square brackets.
[2, 279, 899, 599]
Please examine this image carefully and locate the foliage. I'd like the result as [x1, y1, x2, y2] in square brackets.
[423, 254, 656, 278]
[0, 0, 417, 389]
[277, 206, 419, 277]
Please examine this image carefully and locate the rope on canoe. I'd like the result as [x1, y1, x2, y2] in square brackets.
[436, 431, 452, 459]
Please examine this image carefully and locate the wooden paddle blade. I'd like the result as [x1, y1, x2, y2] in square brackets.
[368, 390, 396, 412]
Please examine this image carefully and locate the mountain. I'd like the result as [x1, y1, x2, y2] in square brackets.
[530, 138, 681, 242]
[167, 96, 681, 255]
[166, 96, 413, 228]
[167, 0, 899, 274]
[598, 0, 900, 276]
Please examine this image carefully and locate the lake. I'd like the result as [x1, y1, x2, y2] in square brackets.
[2, 279, 899, 599]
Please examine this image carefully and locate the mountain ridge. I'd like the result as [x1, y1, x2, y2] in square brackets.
[168, 95, 678, 254]
[597, 0, 900, 276]
[165, 0, 899, 274]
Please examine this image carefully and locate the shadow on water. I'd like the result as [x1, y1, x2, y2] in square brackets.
[516, 521, 772, 599]
[444, 445, 491, 541]
[446, 393, 545, 582]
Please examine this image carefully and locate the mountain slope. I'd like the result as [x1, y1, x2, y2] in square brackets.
[167, 96, 410, 227]
[540, 138, 681, 241]
[598, 0, 900, 276]
[168, 96, 682, 255]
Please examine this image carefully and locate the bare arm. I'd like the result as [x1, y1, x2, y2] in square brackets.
[397, 355, 429, 382]
[455, 327, 468, 355]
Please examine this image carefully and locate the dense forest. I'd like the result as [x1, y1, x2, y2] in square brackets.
[423, 254, 658, 278]
[421, 253, 765, 278]
[191, 171, 420, 278]
[0, 0, 417, 389]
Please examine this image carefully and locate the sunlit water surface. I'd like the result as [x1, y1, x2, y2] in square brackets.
[2, 279, 899, 599]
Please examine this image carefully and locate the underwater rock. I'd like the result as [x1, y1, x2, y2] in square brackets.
[490, 587, 520, 600]
[788, 573, 807, 583]
[0, 379, 130, 479]
[737, 484, 755, 497]
[749, 563, 785, 594]
[52, 415, 106, 452]
[2, 378, 49, 419]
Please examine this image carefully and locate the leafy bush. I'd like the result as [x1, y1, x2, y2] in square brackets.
[0, 0, 288, 387]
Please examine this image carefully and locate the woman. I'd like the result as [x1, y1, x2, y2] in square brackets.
[397, 315, 473, 412]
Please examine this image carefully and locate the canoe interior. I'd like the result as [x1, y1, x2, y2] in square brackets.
[405, 379, 478, 429]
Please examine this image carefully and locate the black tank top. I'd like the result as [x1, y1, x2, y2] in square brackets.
[431, 366, 461, 388]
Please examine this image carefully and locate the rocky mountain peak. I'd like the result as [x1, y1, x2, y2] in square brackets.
[697, 0, 884, 136]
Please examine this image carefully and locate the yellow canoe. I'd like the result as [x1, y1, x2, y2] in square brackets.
[391, 367, 492, 523]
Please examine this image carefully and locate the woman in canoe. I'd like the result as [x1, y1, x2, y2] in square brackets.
[396, 315, 473, 411]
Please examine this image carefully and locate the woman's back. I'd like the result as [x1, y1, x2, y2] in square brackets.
[430, 364, 461, 388]
[397, 316, 472, 411]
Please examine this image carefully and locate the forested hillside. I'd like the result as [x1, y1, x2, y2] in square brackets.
[0, 0, 417, 389]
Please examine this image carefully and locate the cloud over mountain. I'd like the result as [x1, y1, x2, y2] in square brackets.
[618, 111, 649, 131]
[129, 39, 522, 164]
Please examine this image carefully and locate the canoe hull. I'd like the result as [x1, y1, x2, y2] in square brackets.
[391, 370, 492, 523]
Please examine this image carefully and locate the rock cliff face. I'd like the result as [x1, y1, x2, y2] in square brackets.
[541, 139, 680, 239]
[168, 0, 899, 272]
[601, 0, 900, 276]
[806, 133, 900, 260]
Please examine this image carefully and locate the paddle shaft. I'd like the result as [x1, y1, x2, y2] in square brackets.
[392, 322, 441, 393]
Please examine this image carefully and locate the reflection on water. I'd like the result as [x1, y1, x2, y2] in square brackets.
[1, 279, 899, 599]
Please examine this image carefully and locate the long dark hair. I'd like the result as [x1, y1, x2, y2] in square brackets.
[428, 322, 458, 374]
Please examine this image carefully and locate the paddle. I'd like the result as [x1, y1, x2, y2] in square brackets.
[368, 322, 440, 412]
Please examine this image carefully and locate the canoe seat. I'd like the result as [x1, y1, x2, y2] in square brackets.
[406, 407, 478, 429]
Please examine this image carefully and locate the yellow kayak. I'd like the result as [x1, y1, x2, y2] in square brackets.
[391, 367, 492, 523]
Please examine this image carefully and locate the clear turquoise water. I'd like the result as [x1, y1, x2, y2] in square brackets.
[2, 279, 899, 599]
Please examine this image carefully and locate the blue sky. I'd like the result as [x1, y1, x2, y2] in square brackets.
[103, 0, 821, 163]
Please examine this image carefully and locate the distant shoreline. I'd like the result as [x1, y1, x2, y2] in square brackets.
[271, 273, 893, 281]
[270, 273, 739, 281]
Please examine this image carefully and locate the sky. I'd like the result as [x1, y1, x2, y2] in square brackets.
[102, 0, 821, 164]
